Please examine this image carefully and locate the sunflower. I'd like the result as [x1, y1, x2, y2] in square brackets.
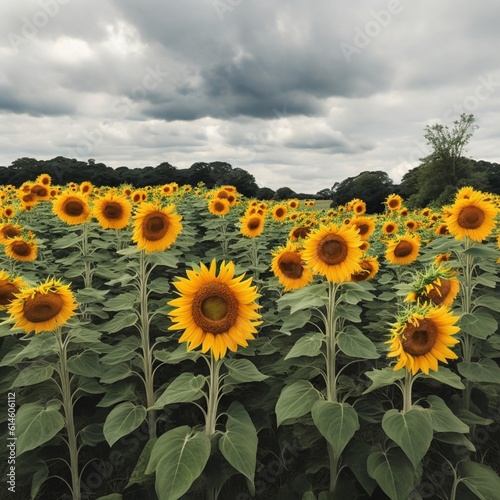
[386, 304, 460, 375]
[350, 256, 379, 282]
[80, 181, 93, 195]
[435, 223, 449, 236]
[93, 192, 132, 230]
[288, 199, 300, 210]
[385, 194, 403, 211]
[406, 266, 460, 307]
[208, 198, 230, 216]
[8, 277, 77, 334]
[289, 226, 311, 241]
[0, 270, 26, 310]
[132, 202, 183, 252]
[302, 224, 363, 282]
[271, 242, 313, 291]
[445, 190, 498, 242]
[4, 237, 37, 262]
[132, 190, 148, 204]
[385, 233, 420, 265]
[271, 205, 288, 222]
[168, 260, 261, 360]
[2, 206, 15, 219]
[382, 220, 398, 235]
[36, 173, 51, 186]
[350, 216, 375, 240]
[240, 214, 265, 238]
[52, 192, 91, 225]
[352, 199, 367, 215]
[404, 219, 419, 231]
[30, 184, 51, 200]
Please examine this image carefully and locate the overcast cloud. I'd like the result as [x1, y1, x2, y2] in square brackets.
[1, 0, 499, 192]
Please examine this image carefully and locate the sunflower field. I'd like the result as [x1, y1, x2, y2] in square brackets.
[1, 176, 500, 500]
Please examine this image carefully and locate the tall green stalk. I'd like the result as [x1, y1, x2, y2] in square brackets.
[137, 250, 157, 439]
[55, 328, 81, 500]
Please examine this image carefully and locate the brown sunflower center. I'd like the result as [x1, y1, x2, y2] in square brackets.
[425, 279, 452, 305]
[31, 185, 48, 197]
[317, 234, 348, 265]
[394, 240, 413, 258]
[214, 201, 226, 212]
[247, 217, 261, 230]
[12, 242, 31, 256]
[192, 282, 238, 334]
[351, 261, 373, 282]
[275, 208, 285, 218]
[23, 292, 64, 323]
[292, 227, 310, 239]
[0, 282, 20, 306]
[278, 252, 304, 279]
[3, 226, 21, 239]
[103, 202, 123, 219]
[142, 212, 169, 241]
[357, 223, 369, 236]
[64, 199, 85, 216]
[401, 318, 438, 356]
[388, 199, 399, 208]
[457, 205, 485, 229]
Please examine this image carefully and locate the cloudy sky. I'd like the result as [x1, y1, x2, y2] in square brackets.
[1, 1, 499, 193]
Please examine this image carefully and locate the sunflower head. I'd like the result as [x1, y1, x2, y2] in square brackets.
[8, 277, 77, 334]
[386, 304, 460, 375]
[382, 220, 398, 235]
[405, 266, 460, 307]
[350, 216, 375, 241]
[302, 223, 363, 282]
[272, 205, 288, 222]
[385, 194, 403, 211]
[4, 237, 37, 262]
[385, 233, 420, 265]
[168, 260, 261, 360]
[0, 270, 27, 310]
[271, 242, 313, 291]
[208, 198, 230, 217]
[0, 223, 22, 243]
[94, 192, 132, 230]
[350, 256, 379, 282]
[132, 202, 183, 252]
[52, 192, 92, 225]
[240, 214, 265, 238]
[445, 190, 498, 242]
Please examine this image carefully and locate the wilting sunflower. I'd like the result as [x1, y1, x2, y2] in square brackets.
[208, 198, 230, 216]
[434, 253, 452, 267]
[350, 216, 375, 240]
[271, 242, 313, 291]
[350, 256, 379, 282]
[386, 304, 460, 374]
[406, 266, 460, 307]
[240, 214, 265, 238]
[52, 192, 91, 225]
[445, 190, 498, 242]
[4, 237, 37, 262]
[8, 277, 77, 334]
[385, 233, 420, 265]
[271, 205, 288, 222]
[0, 271, 26, 310]
[132, 202, 183, 252]
[93, 192, 132, 230]
[302, 223, 363, 282]
[168, 260, 261, 360]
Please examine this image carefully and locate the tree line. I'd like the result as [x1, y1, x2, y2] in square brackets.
[1, 115, 498, 210]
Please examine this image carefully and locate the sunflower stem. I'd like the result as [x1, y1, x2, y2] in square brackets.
[205, 354, 222, 437]
[55, 328, 81, 500]
[459, 236, 474, 411]
[80, 223, 92, 321]
[138, 250, 157, 439]
[325, 282, 339, 403]
[402, 369, 414, 413]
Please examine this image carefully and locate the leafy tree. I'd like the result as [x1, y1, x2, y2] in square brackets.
[273, 187, 296, 200]
[402, 114, 486, 207]
[330, 171, 393, 213]
[256, 187, 275, 200]
[316, 188, 334, 200]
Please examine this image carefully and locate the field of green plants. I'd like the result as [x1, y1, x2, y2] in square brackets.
[1, 176, 499, 500]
